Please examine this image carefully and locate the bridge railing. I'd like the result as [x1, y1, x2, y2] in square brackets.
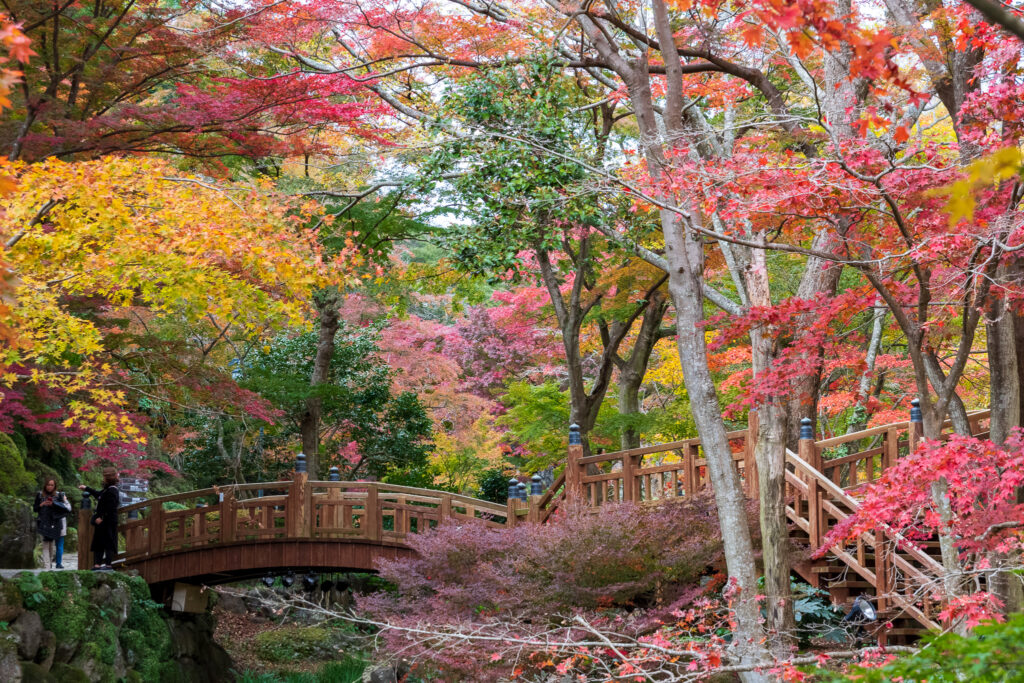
[78, 472, 513, 569]
[559, 423, 758, 508]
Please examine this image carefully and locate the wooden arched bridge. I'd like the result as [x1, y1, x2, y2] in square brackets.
[79, 406, 991, 642]
[78, 472, 514, 592]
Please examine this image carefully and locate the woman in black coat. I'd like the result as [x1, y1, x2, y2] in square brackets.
[79, 467, 120, 570]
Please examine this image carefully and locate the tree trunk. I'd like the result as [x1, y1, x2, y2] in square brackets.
[744, 241, 797, 645]
[300, 292, 341, 479]
[986, 281, 1024, 613]
[615, 292, 669, 450]
[663, 209, 765, 678]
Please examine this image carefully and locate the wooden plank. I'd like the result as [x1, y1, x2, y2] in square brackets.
[578, 439, 696, 464]
[621, 454, 635, 502]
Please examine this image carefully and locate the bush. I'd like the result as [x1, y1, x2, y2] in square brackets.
[252, 626, 335, 663]
[476, 468, 509, 504]
[0, 433, 34, 496]
[817, 612, 1024, 682]
[237, 658, 365, 683]
[355, 496, 752, 682]
[370, 495, 731, 616]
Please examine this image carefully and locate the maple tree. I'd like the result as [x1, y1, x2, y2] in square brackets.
[0, 155, 343, 471]
[1, 0, 381, 166]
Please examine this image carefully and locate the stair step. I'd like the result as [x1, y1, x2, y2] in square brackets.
[823, 580, 874, 589]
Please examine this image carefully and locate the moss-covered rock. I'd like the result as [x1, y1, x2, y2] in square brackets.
[0, 434, 33, 497]
[0, 578, 24, 621]
[18, 660, 56, 683]
[48, 662, 90, 683]
[0, 636, 21, 683]
[4, 572, 233, 682]
[0, 494, 35, 569]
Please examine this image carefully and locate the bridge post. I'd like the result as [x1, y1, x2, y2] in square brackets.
[528, 474, 543, 523]
[148, 499, 165, 556]
[908, 398, 923, 453]
[221, 488, 236, 544]
[506, 478, 521, 527]
[291, 454, 310, 538]
[799, 418, 822, 548]
[364, 484, 380, 541]
[565, 424, 585, 503]
[78, 492, 92, 569]
[620, 449, 636, 503]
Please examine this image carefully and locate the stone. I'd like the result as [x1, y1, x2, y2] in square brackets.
[214, 590, 247, 615]
[0, 578, 25, 622]
[12, 610, 43, 660]
[362, 660, 411, 683]
[54, 638, 78, 665]
[18, 661, 56, 683]
[89, 579, 130, 627]
[0, 636, 21, 683]
[362, 664, 397, 683]
[48, 663, 90, 683]
[0, 494, 36, 569]
[36, 630, 56, 672]
[165, 611, 232, 683]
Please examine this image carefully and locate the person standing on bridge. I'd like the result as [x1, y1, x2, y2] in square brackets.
[79, 468, 120, 570]
[34, 478, 70, 569]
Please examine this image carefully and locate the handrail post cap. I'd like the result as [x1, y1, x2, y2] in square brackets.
[799, 417, 814, 441]
[910, 398, 923, 423]
[569, 423, 581, 445]
[529, 474, 543, 496]
[295, 453, 307, 474]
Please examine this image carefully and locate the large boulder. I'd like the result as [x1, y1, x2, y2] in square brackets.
[0, 636, 21, 683]
[166, 611, 232, 683]
[11, 611, 43, 660]
[0, 495, 36, 569]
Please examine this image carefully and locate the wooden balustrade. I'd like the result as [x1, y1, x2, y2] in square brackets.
[567, 429, 753, 507]
[78, 481, 511, 570]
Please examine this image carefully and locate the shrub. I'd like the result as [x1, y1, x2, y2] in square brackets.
[355, 496, 752, 681]
[818, 612, 1024, 682]
[316, 657, 366, 683]
[0, 433, 34, 496]
[476, 468, 509, 504]
[372, 496, 728, 617]
[237, 659, 366, 683]
[252, 626, 335, 663]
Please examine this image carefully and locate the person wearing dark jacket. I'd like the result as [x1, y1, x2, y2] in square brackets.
[34, 478, 70, 569]
[79, 467, 120, 570]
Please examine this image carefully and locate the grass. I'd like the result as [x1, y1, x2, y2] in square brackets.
[237, 657, 366, 683]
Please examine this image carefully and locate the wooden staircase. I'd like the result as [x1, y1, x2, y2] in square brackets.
[524, 408, 993, 643]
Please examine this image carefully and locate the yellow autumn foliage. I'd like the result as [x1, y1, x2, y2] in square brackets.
[0, 156, 353, 444]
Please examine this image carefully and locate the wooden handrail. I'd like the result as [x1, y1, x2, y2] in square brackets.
[814, 409, 990, 449]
